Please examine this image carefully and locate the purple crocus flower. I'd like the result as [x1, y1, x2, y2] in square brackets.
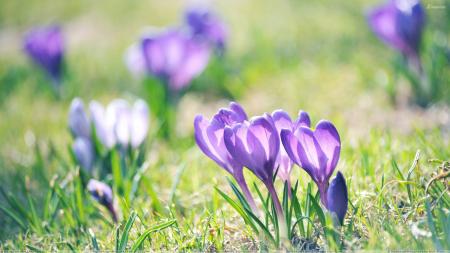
[185, 8, 228, 51]
[280, 120, 341, 206]
[87, 179, 117, 222]
[281, 118, 348, 222]
[141, 29, 211, 91]
[271, 110, 311, 192]
[23, 26, 64, 84]
[69, 98, 91, 139]
[223, 114, 286, 221]
[326, 171, 348, 225]
[194, 102, 258, 212]
[368, 0, 425, 68]
[72, 137, 94, 172]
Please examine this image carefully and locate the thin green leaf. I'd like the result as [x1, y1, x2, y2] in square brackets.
[0, 205, 27, 230]
[169, 164, 185, 204]
[425, 200, 443, 250]
[227, 178, 251, 212]
[88, 229, 100, 252]
[26, 244, 44, 253]
[215, 187, 258, 234]
[119, 211, 137, 252]
[309, 193, 326, 228]
[131, 220, 176, 252]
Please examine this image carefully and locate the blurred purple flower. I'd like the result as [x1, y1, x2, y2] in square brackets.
[224, 114, 285, 218]
[368, 0, 425, 64]
[281, 120, 341, 206]
[326, 171, 348, 225]
[185, 8, 228, 51]
[72, 137, 94, 171]
[194, 102, 258, 211]
[23, 26, 64, 83]
[141, 29, 211, 91]
[69, 98, 91, 139]
[87, 179, 117, 222]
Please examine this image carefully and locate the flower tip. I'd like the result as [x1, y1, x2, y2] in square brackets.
[297, 110, 311, 127]
[326, 171, 348, 225]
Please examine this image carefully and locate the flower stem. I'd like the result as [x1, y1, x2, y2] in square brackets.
[319, 182, 329, 208]
[265, 181, 288, 241]
[234, 170, 258, 214]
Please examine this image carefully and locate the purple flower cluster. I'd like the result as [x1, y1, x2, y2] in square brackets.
[125, 8, 227, 91]
[194, 102, 348, 223]
[368, 0, 425, 67]
[23, 25, 64, 84]
[69, 98, 150, 171]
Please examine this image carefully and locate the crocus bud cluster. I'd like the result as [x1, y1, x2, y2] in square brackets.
[368, 0, 425, 69]
[194, 102, 348, 224]
[23, 25, 64, 84]
[124, 8, 227, 91]
[68, 98, 150, 171]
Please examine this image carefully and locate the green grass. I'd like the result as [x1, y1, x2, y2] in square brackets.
[0, 0, 449, 251]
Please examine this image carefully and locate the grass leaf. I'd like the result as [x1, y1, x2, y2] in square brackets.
[131, 219, 176, 252]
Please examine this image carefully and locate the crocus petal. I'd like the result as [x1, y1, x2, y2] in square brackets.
[194, 115, 239, 174]
[224, 116, 279, 183]
[368, 0, 425, 58]
[314, 120, 341, 180]
[124, 43, 147, 78]
[141, 28, 211, 91]
[326, 171, 348, 225]
[87, 179, 113, 207]
[368, 1, 408, 53]
[229, 102, 248, 122]
[295, 110, 311, 129]
[89, 101, 116, 148]
[194, 102, 249, 175]
[23, 26, 64, 81]
[213, 102, 247, 126]
[142, 37, 166, 75]
[294, 126, 328, 182]
[280, 129, 300, 166]
[69, 98, 91, 139]
[185, 8, 228, 50]
[271, 110, 294, 181]
[169, 39, 210, 90]
[395, 0, 425, 56]
[73, 137, 94, 171]
[130, 99, 150, 148]
[108, 99, 132, 147]
[272, 110, 293, 131]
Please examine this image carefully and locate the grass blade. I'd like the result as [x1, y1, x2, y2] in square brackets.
[118, 211, 137, 252]
[131, 219, 176, 252]
[0, 205, 27, 230]
[215, 187, 258, 233]
[88, 229, 100, 252]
